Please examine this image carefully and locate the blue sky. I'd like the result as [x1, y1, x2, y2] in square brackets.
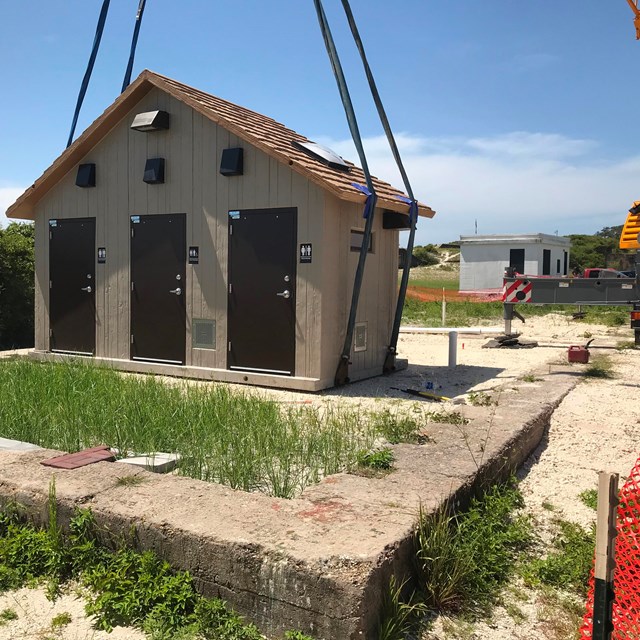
[1, 1, 639, 244]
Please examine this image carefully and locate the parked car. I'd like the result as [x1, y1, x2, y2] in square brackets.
[582, 268, 629, 279]
[620, 270, 637, 278]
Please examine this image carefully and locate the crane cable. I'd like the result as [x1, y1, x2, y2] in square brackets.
[122, 0, 147, 91]
[338, 0, 421, 374]
[66, 0, 111, 148]
[67, 0, 148, 148]
[311, 0, 378, 386]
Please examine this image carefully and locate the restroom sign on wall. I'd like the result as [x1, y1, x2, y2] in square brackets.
[300, 243, 312, 263]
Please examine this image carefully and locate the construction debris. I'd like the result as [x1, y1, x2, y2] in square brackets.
[483, 334, 538, 349]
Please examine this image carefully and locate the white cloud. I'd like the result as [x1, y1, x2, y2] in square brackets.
[313, 132, 639, 243]
[0, 187, 26, 228]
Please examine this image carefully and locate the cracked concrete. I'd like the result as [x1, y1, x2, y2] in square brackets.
[0, 370, 578, 639]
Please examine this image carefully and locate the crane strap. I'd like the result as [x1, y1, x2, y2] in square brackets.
[66, 0, 111, 148]
[338, 0, 421, 374]
[121, 0, 148, 92]
[311, 0, 378, 386]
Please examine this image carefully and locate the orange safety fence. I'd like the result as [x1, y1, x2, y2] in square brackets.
[579, 455, 640, 639]
[405, 285, 502, 303]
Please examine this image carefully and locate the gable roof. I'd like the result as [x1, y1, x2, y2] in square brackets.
[7, 70, 435, 220]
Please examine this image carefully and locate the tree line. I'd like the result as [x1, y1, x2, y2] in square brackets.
[0, 223, 34, 349]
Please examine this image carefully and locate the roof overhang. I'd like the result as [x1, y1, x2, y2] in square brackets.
[7, 70, 435, 220]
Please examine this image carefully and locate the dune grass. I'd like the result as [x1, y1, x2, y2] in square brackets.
[0, 360, 377, 498]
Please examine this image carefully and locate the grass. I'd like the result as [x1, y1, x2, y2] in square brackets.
[426, 410, 469, 426]
[415, 479, 532, 616]
[467, 391, 496, 407]
[0, 487, 313, 640]
[0, 608, 18, 626]
[377, 576, 426, 640]
[402, 298, 632, 327]
[522, 519, 595, 596]
[583, 355, 615, 378]
[370, 409, 432, 444]
[355, 448, 394, 474]
[579, 488, 598, 510]
[0, 360, 378, 499]
[50, 611, 72, 628]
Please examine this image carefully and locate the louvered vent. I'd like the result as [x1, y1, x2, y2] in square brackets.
[192, 319, 216, 349]
[354, 322, 367, 352]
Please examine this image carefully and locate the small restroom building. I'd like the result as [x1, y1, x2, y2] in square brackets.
[8, 70, 434, 390]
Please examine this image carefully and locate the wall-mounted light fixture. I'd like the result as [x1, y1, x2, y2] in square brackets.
[131, 110, 170, 132]
[143, 158, 165, 184]
[75, 163, 96, 188]
[220, 148, 244, 176]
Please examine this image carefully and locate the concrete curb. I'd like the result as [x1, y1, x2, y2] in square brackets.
[0, 371, 579, 639]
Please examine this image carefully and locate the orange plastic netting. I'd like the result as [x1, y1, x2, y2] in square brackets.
[579, 456, 640, 639]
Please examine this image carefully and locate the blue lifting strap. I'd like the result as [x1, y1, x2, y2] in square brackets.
[338, 0, 421, 373]
[121, 0, 147, 92]
[66, 0, 111, 148]
[312, 0, 378, 386]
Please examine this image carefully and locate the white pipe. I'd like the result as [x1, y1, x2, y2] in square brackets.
[448, 331, 458, 368]
[399, 326, 503, 335]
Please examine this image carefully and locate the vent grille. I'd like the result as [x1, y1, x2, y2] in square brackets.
[192, 319, 216, 349]
[354, 322, 367, 352]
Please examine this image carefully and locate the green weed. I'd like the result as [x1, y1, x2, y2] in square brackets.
[427, 410, 469, 426]
[377, 575, 426, 640]
[616, 340, 637, 351]
[520, 374, 543, 383]
[356, 448, 394, 471]
[579, 489, 598, 510]
[0, 608, 18, 626]
[370, 409, 428, 444]
[522, 519, 595, 596]
[583, 355, 615, 378]
[0, 494, 314, 639]
[415, 480, 532, 616]
[50, 612, 72, 628]
[114, 474, 147, 488]
[467, 391, 496, 407]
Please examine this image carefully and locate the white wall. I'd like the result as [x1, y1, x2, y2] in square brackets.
[459, 242, 570, 291]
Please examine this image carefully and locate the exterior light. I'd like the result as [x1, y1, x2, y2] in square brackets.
[131, 110, 170, 132]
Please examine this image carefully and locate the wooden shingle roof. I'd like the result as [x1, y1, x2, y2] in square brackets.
[7, 70, 435, 220]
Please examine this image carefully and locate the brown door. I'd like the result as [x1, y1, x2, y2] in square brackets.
[228, 208, 297, 375]
[130, 214, 186, 365]
[49, 218, 96, 355]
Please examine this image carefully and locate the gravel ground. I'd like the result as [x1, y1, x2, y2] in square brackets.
[0, 313, 637, 639]
[423, 327, 639, 640]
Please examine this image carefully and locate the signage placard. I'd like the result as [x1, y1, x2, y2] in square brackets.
[300, 243, 312, 263]
[97, 247, 107, 264]
[188, 246, 199, 264]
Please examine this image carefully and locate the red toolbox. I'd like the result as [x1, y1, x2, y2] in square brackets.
[568, 345, 590, 363]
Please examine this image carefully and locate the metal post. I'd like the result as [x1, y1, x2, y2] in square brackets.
[592, 471, 619, 640]
[503, 303, 514, 336]
[448, 331, 458, 368]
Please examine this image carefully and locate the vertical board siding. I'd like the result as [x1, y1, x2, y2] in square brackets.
[32, 87, 336, 381]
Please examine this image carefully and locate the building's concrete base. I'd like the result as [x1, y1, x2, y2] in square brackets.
[0, 371, 578, 639]
[28, 351, 408, 392]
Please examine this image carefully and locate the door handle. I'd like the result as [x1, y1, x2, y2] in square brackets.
[169, 288, 182, 295]
[276, 289, 291, 299]
[81, 286, 92, 293]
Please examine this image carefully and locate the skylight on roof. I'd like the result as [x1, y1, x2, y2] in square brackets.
[292, 140, 350, 172]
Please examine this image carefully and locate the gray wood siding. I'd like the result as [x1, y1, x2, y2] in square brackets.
[33, 88, 328, 380]
[321, 194, 398, 380]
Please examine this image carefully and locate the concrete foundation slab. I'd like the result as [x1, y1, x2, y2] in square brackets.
[0, 437, 42, 452]
[0, 372, 578, 639]
[116, 452, 180, 474]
